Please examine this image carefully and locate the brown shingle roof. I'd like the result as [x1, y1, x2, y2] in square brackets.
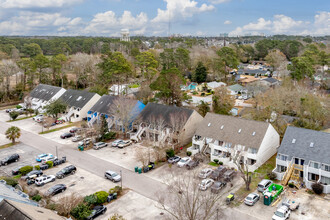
[195, 113, 270, 149]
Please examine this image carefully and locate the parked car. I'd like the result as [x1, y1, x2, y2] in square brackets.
[72, 135, 83, 142]
[41, 156, 57, 164]
[177, 157, 191, 167]
[53, 157, 66, 166]
[112, 139, 123, 147]
[223, 169, 236, 182]
[5, 108, 15, 113]
[23, 170, 43, 180]
[33, 114, 44, 122]
[36, 153, 54, 162]
[117, 140, 132, 148]
[186, 160, 199, 170]
[78, 138, 91, 146]
[39, 164, 49, 170]
[60, 133, 74, 139]
[69, 127, 81, 133]
[211, 181, 226, 193]
[35, 175, 56, 186]
[93, 142, 108, 150]
[244, 193, 260, 206]
[104, 170, 121, 182]
[199, 178, 214, 191]
[168, 156, 181, 164]
[46, 184, 67, 196]
[257, 179, 273, 192]
[86, 205, 107, 220]
[199, 168, 213, 179]
[272, 205, 291, 220]
[1, 154, 20, 166]
[14, 108, 26, 114]
[56, 165, 76, 179]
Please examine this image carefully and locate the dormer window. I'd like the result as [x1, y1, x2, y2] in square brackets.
[292, 139, 296, 144]
[252, 132, 256, 136]
[220, 125, 224, 130]
[310, 142, 314, 148]
[208, 123, 211, 127]
[238, 129, 241, 133]
[69, 95, 72, 99]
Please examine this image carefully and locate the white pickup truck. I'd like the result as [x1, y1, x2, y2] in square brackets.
[272, 205, 291, 220]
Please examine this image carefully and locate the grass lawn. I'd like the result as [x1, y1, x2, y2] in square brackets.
[7, 115, 35, 122]
[13, 174, 22, 179]
[233, 154, 277, 204]
[0, 142, 19, 149]
[39, 122, 78, 134]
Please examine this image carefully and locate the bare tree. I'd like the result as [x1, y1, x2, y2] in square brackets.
[109, 98, 138, 136]
[156, 171, 223, 220]
[233, 151, 251, 191]
[169, 112, 188, 146]
[135, 147, 150, 167]
[0, 59, 19, 97]
[55, 193, 84, 217]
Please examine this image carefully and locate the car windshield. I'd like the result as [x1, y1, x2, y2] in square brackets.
[180, 158, 187, 163]
[246, 197, 252, 200]
[112, 173, 117, 177]
[274, 211, 284, 217]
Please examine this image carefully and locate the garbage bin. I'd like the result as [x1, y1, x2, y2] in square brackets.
[138, 168, 142, 174]
[113, 193, 117, 199]
[264, 192, 272, 206]
[78, 146, 84, 151]
[135, 166, 138, 172]
[143, 167, 149, 173]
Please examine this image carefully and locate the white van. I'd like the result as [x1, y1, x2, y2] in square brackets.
[35, 175, 55, 186]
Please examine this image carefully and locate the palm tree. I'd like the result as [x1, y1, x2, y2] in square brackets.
[5, 126, 21, 144]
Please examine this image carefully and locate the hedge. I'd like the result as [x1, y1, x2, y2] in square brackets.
[19, 166, 33, 175]
[34, 165, 40, 170]
[32, 194, 42, 202]
[45, 161, 53, 168]
[0, 177, 18, 187]
[70, 203, 92, 220]
[84, 194, 97, 205]
[94, 191, 108, 204]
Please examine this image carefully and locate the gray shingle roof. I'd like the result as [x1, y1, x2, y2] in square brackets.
[29, 84, 62, 101]
[59, 89, 96, 108]
[139, 103, 193, 129]
[90, 95, 137, 115]
[195, 113, 270, 149]
[278, 126, 330, 164]
[262, 77, 278, 84]
[238, 69, 268, 75]
[228, 84, 243, 92]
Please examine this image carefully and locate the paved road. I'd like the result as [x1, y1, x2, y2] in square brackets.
[0, 120, 257, 220]
[0, 122, 167, 203]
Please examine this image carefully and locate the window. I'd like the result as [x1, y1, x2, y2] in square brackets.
[308, 173, 319, 181]
[277, 154, 288, 161]
[278, 165, 287, 172]
[309, 162, 320, 169]
[322, 164, 330, 172]
[214, 149, 221, 156]
[310, 142, 314, 147]
[321, 176, 330, 185]
[249, 148, 258, 154]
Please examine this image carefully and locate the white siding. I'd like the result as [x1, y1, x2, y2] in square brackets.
[70, 94, 101, 122]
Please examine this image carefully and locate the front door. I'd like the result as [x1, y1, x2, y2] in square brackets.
[295, 158, 299, 164]
[300, 159, 305, 165]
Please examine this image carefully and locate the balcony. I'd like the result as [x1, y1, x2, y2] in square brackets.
[305, 180, 330, 194]
[246, 153, 257, 161]
[187, 146, 200, 156]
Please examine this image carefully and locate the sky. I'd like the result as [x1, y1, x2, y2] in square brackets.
[0, 0, 329, 37]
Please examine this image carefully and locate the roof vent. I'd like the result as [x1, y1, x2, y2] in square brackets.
[310, 142, 314, 148]
[69, 95, 72, 99]
[252, 132, 256, 136]
[76, 96, 82, 101]
[238, 129, 241, 133]
[292, 139, 296, 144]
[208, 123, 211, 127]
[100, 101, 103, 104]
[220, 125, 224, 130]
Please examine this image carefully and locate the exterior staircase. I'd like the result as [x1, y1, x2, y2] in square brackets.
[281, 160, 294, 185]
[281, 159, 304, 188]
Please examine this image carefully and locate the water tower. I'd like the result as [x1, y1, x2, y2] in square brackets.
[120, 29, 130, 42]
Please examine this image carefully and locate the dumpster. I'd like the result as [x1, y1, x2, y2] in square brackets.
[263, 183, 283, 205]
[135, 167, 138, 172]
[78, 145, 84, 151]
[113, 192, 117, 199]
[138, 168, 142, 174]
[264, 192, 272, 206]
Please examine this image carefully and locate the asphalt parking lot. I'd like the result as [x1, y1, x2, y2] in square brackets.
[0, 143, 42, 176]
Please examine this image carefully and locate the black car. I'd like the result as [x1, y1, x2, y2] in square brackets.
[60, 133, 74, 139]
[23, 170, 43, 180]
[46, 184, 67, 196]
[186, 160, 199, 170]
[56, 165, 76, 179]
[86, 205, 107, 220]
[53, 156, 66, 166]
[211, 181, 227, 193]
[1, 154, 20, 166]
[168, 156, 181, 164]
[69, 127, 81, 133]
[12, 165, 24, 175]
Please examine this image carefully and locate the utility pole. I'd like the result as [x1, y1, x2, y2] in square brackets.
[120, 170, 122, 189]
[55, 146, 58, 158]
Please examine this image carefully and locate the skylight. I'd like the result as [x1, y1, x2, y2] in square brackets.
[252, 132, 256, 136]
[220, 125, 224, 130]
[76, 96, 82, 101]
[208, 123, 211, 127]
[310, 142, 314, 147]
[292, 139, 296, 144]
[238, 129, 241, 133]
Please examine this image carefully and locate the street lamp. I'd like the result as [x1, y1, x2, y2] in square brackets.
[55, 146, 58, 158]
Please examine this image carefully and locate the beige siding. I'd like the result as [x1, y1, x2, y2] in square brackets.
[180, 110, 204, 145]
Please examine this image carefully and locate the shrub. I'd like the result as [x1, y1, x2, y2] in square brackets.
[186, 151, 192, 156]
[166, 149, 175, 158]
[288, 183, 295, 188]
[94, 191, 108, 204]
[213, 159, 219, 164]
[267, 172, 277, 180]
[19, 166, 33, 175]
[84, 194, 97, 205]
[16, 105, 22, 109]
[311, 182, 324, 194]
[109, 186, 122, 196]
[70, 203, 92, 220]
[0, 177, 18, 187]
[45, 161, 53, 168]
[219, 161, 223, 165]
[32, 194, 42, 202]
[9, 111, 20, 120]
[110, 214, 126, 220]
[34, 165, 40, 170]
[192, 91, 198, 95]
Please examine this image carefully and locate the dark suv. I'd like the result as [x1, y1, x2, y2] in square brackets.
[56, 165, 77, 179]
[1, 154, 19, 166]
